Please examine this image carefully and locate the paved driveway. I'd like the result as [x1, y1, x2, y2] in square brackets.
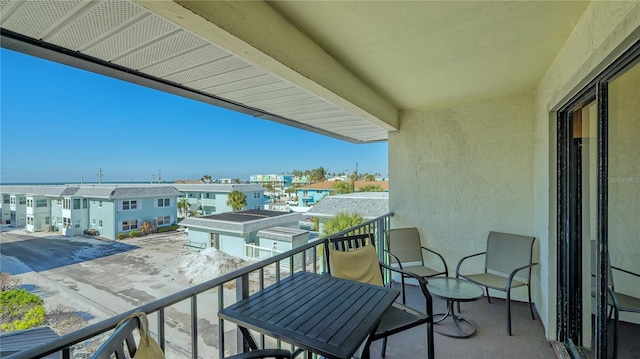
[0, 228, 229, 358]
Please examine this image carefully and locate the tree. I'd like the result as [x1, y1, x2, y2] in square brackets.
[200, 174, 213, 183]
[177, 198, 191, 218]
[321, 212, 365, 237]
[332, 181, 354, 194]
[264, 182, 275, 193]
[358, 184, 383, 192]
[140, 221, 154, 235]
[227, 190, 247, 211]
[363, 173, 377, 181]
[232, 178, 241, 184]
[309, 166, 327, 184]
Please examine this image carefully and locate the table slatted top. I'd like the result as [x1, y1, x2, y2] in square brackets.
[219, 271, 399, 359]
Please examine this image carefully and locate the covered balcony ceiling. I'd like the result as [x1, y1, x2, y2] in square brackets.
[0, 0, 590, 143]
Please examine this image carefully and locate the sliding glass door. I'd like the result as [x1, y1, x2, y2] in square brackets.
[557, 41, 639, 358]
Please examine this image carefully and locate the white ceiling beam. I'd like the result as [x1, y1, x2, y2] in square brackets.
[134, 0, 398, 132]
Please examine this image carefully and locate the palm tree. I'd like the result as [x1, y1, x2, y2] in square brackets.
[177, 198, 191, 218]
[200, 174, 213, 183]
[321, 212, 365, 237]
[358, 184, 383, 192]
[332, 181, 353, 194]
[227, 190, 247, 211]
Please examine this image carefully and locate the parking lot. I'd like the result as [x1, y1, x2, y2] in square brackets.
[0, 227, 230, 358]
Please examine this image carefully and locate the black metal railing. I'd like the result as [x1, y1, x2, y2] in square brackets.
[6, 213, 393, 359]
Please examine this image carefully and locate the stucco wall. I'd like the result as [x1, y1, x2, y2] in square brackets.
[533, 1, 640, 338]
[389, 93, 535, 297]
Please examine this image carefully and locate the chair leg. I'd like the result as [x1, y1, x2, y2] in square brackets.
[486, 287, 491, 303]
[401, 275, 407, 305]
[528, 284, 535, 320]
[507, 290, 512, 336]
[427, 320, 434, 359]
[381, 337, 388, 358]
[613, 307, 619, 359]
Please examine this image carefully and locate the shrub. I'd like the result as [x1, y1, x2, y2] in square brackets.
[0, 288, 45, 331]
[0, 273, 21, 291]
[157, 224, 180, 233]
[128, 230, 141, 238]
[116, 233, 128, 240]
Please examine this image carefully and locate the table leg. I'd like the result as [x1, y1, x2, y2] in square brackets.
[239, 327, 259, 350]
[432, 300, 477, 338]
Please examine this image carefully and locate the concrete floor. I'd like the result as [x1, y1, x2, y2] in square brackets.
[2, 226, 638, 358]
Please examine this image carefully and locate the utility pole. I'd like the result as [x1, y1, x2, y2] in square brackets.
[97, 168, 103, 184]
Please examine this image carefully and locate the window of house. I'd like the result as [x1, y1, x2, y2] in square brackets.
[99, 201, 102, 208]
[27, 217, 33, 225]
[157, 198, 170, 207]
[73, 199, 81, 209]
[10, 197, 15, 205]
[83, 198, 88, 208]
[27, 199, 33, 207]
[45, 217, 50, 225]
[122, 220, 138, 231]
[3, 197, 9, 204]
[205, 193, 210, 198]
[253, 205, 261, 210]
[36, 199, 47, 207]
[63, 198, 71, 209]
[99, 220, 103, 228]
[156, 216, 171, 225]
[122, 200, 138, 210]
[92, 219, 96, 225]
[63, 217, 71, 228]
[56, 199, 62, 206]
[19, 197, 26, 204]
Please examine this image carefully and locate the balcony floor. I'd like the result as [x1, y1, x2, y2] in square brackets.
[367, 283, 553, 359]
[367, 283, 640, 359]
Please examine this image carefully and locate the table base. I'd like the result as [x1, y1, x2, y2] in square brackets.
[433, 300, 477, 338]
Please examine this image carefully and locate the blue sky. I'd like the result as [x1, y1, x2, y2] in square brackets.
[0, 48, 388, 184]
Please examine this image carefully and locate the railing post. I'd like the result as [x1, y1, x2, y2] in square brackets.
[236, 273, 250, 354]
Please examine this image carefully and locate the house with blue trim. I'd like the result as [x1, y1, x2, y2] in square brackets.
[173, 184, 264, 216]
[178, 209, 303, 259]
[0, 185, 181, 240]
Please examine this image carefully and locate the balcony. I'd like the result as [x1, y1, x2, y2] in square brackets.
[4, 213, 559, 359]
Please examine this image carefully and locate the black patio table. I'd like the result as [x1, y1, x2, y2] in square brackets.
[219, 271, 400, 359]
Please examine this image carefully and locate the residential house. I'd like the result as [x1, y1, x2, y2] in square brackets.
[178, 209, 302, 259]
[1, 194, 11, 224]
[173, 184, 264, 215]
[249, 174, 293, 189]
[0, 185, 181, 240]
[3, 1, 639, 357]
[297, 180, 389, 206]
[305, 192, 389, 234]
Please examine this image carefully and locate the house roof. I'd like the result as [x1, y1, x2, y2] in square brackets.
[0, 184, 182, 199]
[297, 180, 389, 191]
[179, 210, 301, 235]
[297, 181, 337, 190]
[0, 327, 60, 358]
[257, 226, 309, 242]
[305, 192, 389, 219]
[172, 184, 265, 193]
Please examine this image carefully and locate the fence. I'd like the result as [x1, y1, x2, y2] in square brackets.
[6, 212, 393, 359]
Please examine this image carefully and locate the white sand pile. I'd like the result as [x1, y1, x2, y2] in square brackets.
[176, 247, 248, 284]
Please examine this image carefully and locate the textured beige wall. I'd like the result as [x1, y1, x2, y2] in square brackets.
[389, 93, 535, 302]
[608, 63, 640, 323]
[533, 0, 640, 338]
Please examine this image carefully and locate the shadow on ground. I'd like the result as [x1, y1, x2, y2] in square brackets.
[1, 236, 138, 273]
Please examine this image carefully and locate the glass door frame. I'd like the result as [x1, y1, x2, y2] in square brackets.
[556, 39, 639, 359]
